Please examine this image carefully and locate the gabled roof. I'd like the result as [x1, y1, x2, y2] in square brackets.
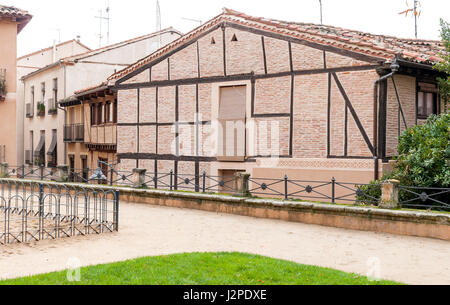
[0, 5, 32, 33]
[17, 39, 91, 61]
[22, 27, 182, 81]
[65, 27, 182, 62]
[109, 8, 445, 82]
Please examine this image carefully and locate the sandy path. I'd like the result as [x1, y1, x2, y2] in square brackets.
[0, 202, 449, 284]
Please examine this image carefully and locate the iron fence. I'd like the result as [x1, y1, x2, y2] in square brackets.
[399, 186, 450, 211]
[4, 164, 449, 210]
[0, 179, 119, 245]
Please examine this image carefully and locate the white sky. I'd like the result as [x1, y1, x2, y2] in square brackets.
[7, 0, 450, 57]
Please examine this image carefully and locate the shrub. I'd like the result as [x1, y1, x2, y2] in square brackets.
[359, 113, 450, 206]
[355, 180, 382, 206]
[393, 113, 450, 188]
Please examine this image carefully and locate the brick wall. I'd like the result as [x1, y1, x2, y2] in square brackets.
[115, 25, 413, 182]
[386, 75, 416, 157]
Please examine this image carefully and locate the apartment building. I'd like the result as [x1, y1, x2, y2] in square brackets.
[0, 5, 31, 165]
[17, 39, 91, 166]
[50, 28, 182, 174]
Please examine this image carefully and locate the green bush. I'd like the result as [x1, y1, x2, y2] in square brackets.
[355, 180, 382, 205]
[358, 113, 449, 206]
[393, 113, 450, 188]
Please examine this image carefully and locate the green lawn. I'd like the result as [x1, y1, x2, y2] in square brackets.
[0, 252, 401, 285]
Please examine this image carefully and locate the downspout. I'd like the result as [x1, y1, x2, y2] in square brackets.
[373, 57, 400, 181]
[64, 64, 67, 165]
[57, 62, 68, 165]
[22, 78, 26, 167]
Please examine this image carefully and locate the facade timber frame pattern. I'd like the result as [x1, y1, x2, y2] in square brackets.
[112, 17, 442, 185]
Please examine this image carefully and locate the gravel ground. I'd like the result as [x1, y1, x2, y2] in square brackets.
[0, 202, 449, 284]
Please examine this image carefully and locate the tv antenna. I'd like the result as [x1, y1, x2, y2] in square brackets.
[95, 0, 111, 47]
[181, 17, 203, 26]
[319, 0, 323, 25]
[156, 0, 162, 47]
[399, 0, 422, 38]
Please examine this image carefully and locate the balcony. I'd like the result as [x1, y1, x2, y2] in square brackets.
[64, 124, 85, 143]
[26, 103, 34, 118]
[0, 69, 6, 101]
[37, 102, 45, 117]
[48, 98, 57, 115]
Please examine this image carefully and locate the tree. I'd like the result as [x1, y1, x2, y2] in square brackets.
[434, 19, 450, 111]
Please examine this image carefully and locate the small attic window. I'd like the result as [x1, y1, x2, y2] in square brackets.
[211, 37, 216, 45]
[231, 34, 238, 42]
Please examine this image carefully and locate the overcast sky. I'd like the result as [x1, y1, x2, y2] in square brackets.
[7, 0, 450, 57]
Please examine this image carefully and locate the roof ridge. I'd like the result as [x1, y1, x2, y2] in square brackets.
[108, 8, 444, 81]
[63, 27, 182, 62]
[108, 12, 227, 81]
[17, 39, 91, 61]
[223, 8, 443, 44]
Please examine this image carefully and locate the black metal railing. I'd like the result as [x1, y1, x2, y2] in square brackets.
[64, 124, 85, 143]
[3, 163, 449, 210]
[398, 186, 450, 211]
[0, 179, 119, 245]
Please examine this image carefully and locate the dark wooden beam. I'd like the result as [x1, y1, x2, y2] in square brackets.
[332, 72, 375, 155]
[196, 41, 201, 78]
[222, 24, 227, 76]
[225, 22, 383, 64]
[116, 65, 379, 90]
[289, 74, 294, 156]
[288, 42, 293, 73]
[327, 72, 331, 156]
[118, 154, 217, 163]
[261, 36, 268, 75]
[115, 21, 383, 86]
[378, 79, 387, 159]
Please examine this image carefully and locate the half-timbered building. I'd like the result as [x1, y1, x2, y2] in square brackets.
[108, 9, 446, 192]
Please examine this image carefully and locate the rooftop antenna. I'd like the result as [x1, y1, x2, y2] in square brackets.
[399, 0, 422, 38]
[95, 9, 104, 48]
[156, 0, 162, 48]
[106, 0, 110, 45]
[56, 28, 61, 43]
[181, 17, 203, 26]
[95, 1, 111, 47]
[319, 0, 323, 25]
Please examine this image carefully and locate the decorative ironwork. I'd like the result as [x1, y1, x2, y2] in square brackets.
[5, 162, 448, 211]
[398, 186, 450, 211]
[0, 179, 119, 245]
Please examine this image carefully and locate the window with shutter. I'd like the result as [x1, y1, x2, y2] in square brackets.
[218, 85, 246, 161]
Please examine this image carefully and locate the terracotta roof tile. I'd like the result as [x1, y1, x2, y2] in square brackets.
[0, 4, 29, 17]
[0, 4, 32, 33]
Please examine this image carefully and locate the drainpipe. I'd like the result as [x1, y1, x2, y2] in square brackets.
[57, 62, 68, 165]
[22, 78, 26, 167]
[373, 57, 400, 181]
